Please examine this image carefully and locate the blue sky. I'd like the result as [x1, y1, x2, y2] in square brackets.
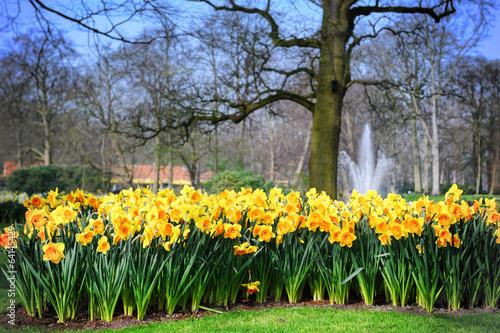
[0, 1, 499, 60]
[476, 8, 500, 60]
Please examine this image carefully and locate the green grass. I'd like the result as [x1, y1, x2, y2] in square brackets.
[104, 308, 500, 333]
[3, 307, 499, 333]
[403, 193, 500, 203]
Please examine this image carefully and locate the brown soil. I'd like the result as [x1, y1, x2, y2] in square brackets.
[1, 295, 499, 331]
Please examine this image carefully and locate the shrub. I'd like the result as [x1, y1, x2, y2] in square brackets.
[203, 169, 274, 194]
[6, 165, 109, 195]
[440, 183, 475, 195]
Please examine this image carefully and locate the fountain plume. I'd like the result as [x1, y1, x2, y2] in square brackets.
[339, 124, 392, 194]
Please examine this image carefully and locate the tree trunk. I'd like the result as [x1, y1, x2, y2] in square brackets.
[411, 119, 423, 193]
[423, 135, 429, 194]
[490, 160, 497, 195]
[168, 157, 173, 189]
[153, 135, 161, 193]
[111, 133, 133, 188]
[101, 136, 108, 192]
[214, 125, 218, 176]
[430, 97, 440, 196]
[268, 112, 275, 182]
[43, 115, 52, 165]
[475, 114, 482, 194]
[475, 152, 482, 194]
[293, 117, 313, 186]
[15, 128, 22, 168]
[309, 2, 350, 198]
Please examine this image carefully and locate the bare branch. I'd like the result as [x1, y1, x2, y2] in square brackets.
[351, 1, 456, 23]
[195, 0, 320, 48]
[28, 0, 159, 44]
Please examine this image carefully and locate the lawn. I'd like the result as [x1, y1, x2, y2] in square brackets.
[3, 306, 500, 333]
[403, 193, 500, 203]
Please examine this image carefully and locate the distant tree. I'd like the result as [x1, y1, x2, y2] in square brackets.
[77, 47, 140, 188]
[362, 3, 488, 195]
[455, 57, 500, 194]
[2, 33, 75, 166]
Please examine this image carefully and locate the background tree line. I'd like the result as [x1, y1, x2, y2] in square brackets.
[0, 0, 498, 196]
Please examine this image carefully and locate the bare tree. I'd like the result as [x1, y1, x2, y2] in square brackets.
[77, 47, 139, 188]
[0, 50, 33, 169]
[455, 57, 500, 194]
[7, 34, 76, 165]
[363, 1, 488, 195]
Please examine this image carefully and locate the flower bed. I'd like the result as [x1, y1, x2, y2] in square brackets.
[1, 185, 499, 323]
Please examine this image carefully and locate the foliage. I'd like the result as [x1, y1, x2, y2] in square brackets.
[203, 169, 274, 194]
[6, 165, 109, 195]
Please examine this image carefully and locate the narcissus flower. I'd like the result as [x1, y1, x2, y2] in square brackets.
[403, 216, 423, 236]
[233, 242, 259, 255]
[445, 184, 463, 202]
[97, 236, 110, 254]
[339, 230, 356, 248]
[242, 281, 260, 294]
[31, 195, 44, 208]
[224, 223, 242, 239]
[42, 242, 65, 264]
[76, 230, 94, 246]
[258, 225, 275, 242]
[451, 234, 461, 248]
[494, 229, 500, 244]
[378, 232, 392, 246]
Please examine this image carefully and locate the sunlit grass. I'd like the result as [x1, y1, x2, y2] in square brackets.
[110, 308, 500, 333]
[403, 193, 500, 203]
[5, 307, 498, 333]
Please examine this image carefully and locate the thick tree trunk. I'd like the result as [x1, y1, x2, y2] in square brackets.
[309, 2, 349, 199]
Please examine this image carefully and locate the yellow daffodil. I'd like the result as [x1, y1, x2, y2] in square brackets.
[97, 236, 110, 254]
[242, 281, 260, 294]
[42, 242, 65, 264]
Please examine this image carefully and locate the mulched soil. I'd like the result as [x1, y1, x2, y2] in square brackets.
[1, 293, 499, 331]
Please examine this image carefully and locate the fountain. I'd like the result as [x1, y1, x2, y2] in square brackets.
[339, 123, 392, 194]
